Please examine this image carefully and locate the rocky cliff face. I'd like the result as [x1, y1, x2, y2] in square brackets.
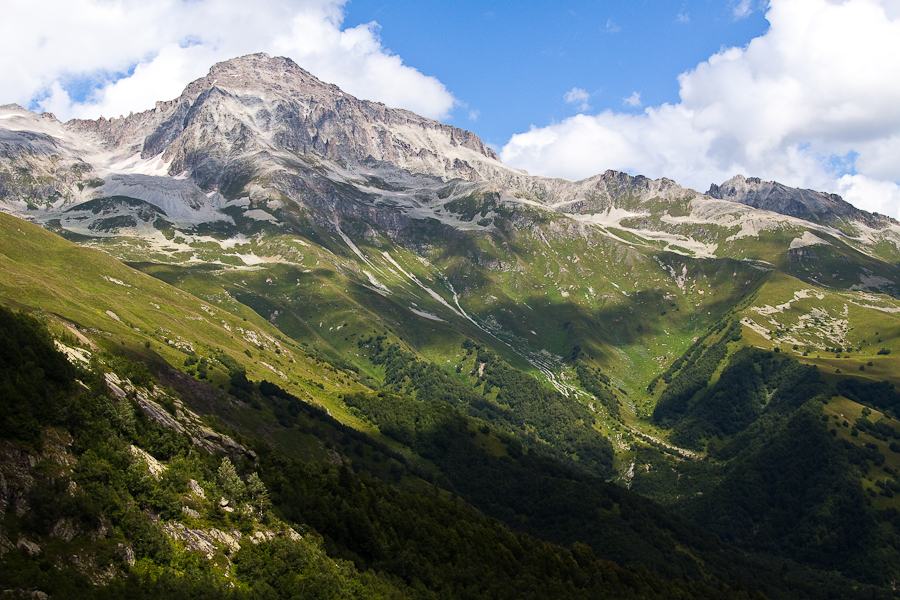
[1, 52, 899, 280]
[707, 174, 892, 227]
[66, 53, 511, 187]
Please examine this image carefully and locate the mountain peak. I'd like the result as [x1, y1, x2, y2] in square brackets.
[63, 53, 507, 184]
[181, 53, 339, 102]
[707, 174, 891, 225]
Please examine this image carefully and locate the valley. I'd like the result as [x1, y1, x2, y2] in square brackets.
[2, 53, 900, 598]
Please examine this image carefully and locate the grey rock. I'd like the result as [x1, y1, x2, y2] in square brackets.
[50, 518, 77, 542]
[2, 53, 897, 254]
[118, 543, 136, 566]
[16, 536, 41, 556]
[188, 479, 207, 499]
[129, 444, 167, 478]
[707, 174, 893, 226]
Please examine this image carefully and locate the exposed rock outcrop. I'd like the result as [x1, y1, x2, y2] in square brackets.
[103, 372, 257, 462]
[707, 174, 894, 227]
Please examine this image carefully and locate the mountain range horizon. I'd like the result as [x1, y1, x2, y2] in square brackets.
[3, 50, 900, 599]
[1, 52, 890, 224]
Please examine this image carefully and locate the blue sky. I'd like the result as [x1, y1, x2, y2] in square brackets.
[342, 1, 769, 148]
[3, 0, 900, 216]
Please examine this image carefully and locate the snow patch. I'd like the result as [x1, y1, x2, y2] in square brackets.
[410, 308, 445, 321]
[101, 151, 172, 178]
[243, 209, 278, 222]
[362, 270, 391, 294]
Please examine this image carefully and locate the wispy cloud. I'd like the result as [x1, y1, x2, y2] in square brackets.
[676, 11, 690, 24]
[733, 0, 753, 20]
[468, 109, 480, 121]
[605, 18, 621, 33]
[564, 87, 591, 112]
[622, 92, 642, 107]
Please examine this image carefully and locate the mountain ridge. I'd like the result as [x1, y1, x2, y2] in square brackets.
[708, 173, 894, 228]
[4, 52, 900, 596]
[63, 53, 509, 185]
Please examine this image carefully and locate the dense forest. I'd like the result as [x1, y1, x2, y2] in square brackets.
[643, 331, 900, 585]
[2, 306, 895, 598]
[368, 337, 614, 476]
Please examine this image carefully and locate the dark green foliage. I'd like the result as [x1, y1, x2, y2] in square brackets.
[215, 352, 243, 373]
[837, 378, 900, 415]
[370, 339, 613, 476]
[684, 403, 876, 577]
[855, 417, 900, 442]
[342, 391, 741, 581]
[651, 339, 900, 585]
[668, 348, 826, 449]
[0, 305, 75, 444]
[197, 357, 209, 379]
[218, 457, 247, 502]
[260, 379, 305, 428]
[653, 321, 741, 426]
[106, 353, 156, 389]
[256, 380, 418, 473]
[653, 318, 736, 391]
[228, 368, 255, 404]
[473, 346, 613, 474]
[233, 536, 404, 600]
[0, 303, 892, 599]
[254, 429, 773, 600]
[574, 361, 619, 419]
[0, 311, 408, 600]
[338, 390, 888, 598]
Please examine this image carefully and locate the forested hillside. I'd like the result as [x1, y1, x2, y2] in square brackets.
[0, 305, 814, 600]
[3, 53, 900, 597]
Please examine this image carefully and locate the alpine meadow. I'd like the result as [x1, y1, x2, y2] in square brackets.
[3, 52, 900, 598]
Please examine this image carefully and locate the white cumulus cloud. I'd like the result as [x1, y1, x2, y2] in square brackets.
[501, 0, 900, 218]
[1, 0, 456, 121]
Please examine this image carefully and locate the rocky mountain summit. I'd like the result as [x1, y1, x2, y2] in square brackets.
[707, 174, 892, 227]
[1, 52, 900, 295]
[6, 53, 900, 598]
[68, 53, 510, 185]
